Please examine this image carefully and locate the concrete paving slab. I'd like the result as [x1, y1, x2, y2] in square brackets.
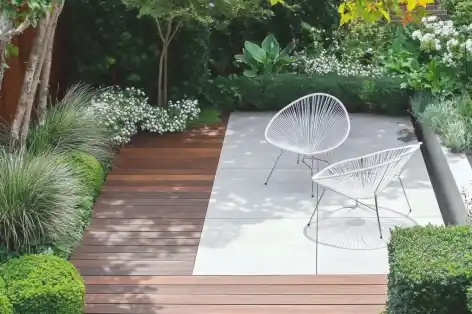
[193, 218, 317, 275]
[194, 112, 443, 275]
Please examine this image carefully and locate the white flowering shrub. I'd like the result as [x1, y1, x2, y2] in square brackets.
[411, 16, 472, 68]
[294, 24, 386, 78]
[294, 50, 385, 78]
[90, 87, 200, 145]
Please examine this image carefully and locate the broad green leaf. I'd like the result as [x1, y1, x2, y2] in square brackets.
[234, 54, 245, 62]
[244, 41, 266, 63]
[243, 69, 257, 77]
[242, 48, 259, 68]
[279, 41, 295, 58]
[261, 34, 280, 60]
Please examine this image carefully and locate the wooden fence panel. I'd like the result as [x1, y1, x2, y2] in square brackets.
[0, 20, 65, 125]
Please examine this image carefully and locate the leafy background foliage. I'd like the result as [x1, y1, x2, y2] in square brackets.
[65, 0, 341, 102]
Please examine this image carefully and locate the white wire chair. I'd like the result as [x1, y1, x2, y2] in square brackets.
[307, 143, 422, 238]
[264, 93, 351, 197]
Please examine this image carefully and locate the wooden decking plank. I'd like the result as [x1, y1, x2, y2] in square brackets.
[80, 238, 200, 246]
[92, 210, 207, 219]
[74, 245, 199, 254]
[85, 284, 386, 295]
[86, 293, 386, 304]
[71, 252, 197, 261]
[88, 218, 204, 226]
[74, 263, 194, 276]
[83, 231, 202, 239]
[100, 186, 213, 192]
[95, 198, 210, 206]
[97, 191, 211, 199]
[85, 304, 385, 314]
[84, 275, 387, 285]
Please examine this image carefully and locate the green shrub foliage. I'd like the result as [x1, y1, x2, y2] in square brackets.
[65, 152, 105, 198]
[1, 255, 84, 314]
[387, 225, 472, 314]
[0, 277, 12, 314]
[203, 73, 410, 115]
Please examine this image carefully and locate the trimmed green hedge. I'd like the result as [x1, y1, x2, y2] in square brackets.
[66, 152, 105, 198]
[0, 277, 12, 314]
[387, 225, 472, 314]
[203, 74, 411, 115]
[1, 255, 85, 314]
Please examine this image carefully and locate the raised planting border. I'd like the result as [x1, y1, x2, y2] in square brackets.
[412, 117, 469, 225]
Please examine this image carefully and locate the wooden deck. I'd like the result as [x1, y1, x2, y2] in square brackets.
[70, 122, 387, 314]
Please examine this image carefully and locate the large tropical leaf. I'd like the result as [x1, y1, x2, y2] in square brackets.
[242, 48, 260, 68]
[279, 41, 296, 58]
[261, 34, 280, 60]
[244, 41, 266, 63]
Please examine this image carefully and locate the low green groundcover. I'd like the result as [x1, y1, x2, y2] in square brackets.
[387, 225, 472, 314]
[1, 255, 85, 314]
[0, 277, 12, 314]
[203, 73, 410, 115]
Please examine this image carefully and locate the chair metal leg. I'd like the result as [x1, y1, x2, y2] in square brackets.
[307, 189, 326, 227]
[311, 157, 315, 198]
[297, 154, 300, 164]
[265, 149, 283, 185]
[398, 177, 412, 214]
[374, 195, 383, 239]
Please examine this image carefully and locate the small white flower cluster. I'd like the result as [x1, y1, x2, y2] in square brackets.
[90, 87, 200, 145]
[411, 15, 472, 66]
[294, 50, 385, 78]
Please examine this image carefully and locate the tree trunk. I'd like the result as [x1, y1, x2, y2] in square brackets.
[156, 19, 165, 106]
[38, 1, 65, 124]
[163, 22, 180, 107]
[19, 11, 57, 141]
[0, 41, 7, 89]
[10, 13, 49, 142]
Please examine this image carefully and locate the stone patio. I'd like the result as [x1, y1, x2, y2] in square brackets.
[193, 112, 443, 275]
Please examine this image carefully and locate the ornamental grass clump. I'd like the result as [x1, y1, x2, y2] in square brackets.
[0, 148, 83, 251]
[413, 93, 472, 152]
[25, 84, 114, 163]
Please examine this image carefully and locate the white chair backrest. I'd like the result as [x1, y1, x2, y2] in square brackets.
[313, 143, 422, 196]
[265, 93, 350, 155]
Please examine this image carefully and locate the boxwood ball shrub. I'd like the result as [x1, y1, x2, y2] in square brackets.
[387, 225, 472, 314]
[65, 152, 105, 198]
[203, 73, 411, 115]
[1, 255, 85, 314]
[0, 277, 12, 314]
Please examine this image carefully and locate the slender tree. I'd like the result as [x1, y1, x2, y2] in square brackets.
[121, 0, 270, 106]
[9, 0, 65, 142]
